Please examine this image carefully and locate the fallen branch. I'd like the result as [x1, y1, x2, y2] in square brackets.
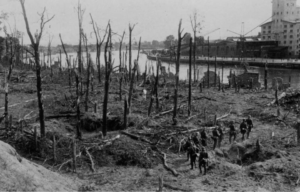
[158, 151, 179, 177]
[153, 104, 187, 119]
[216, 106, 232, 121]
[121, 131, 154, 145]
[164, 126, 216, 137]
[58, 151, 82, 171]
[85, 147, 95, 172]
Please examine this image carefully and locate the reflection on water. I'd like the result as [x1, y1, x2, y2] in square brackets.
[50, 50, 300, 88]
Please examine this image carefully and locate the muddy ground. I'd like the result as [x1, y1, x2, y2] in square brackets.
[1, 64, 300, 192]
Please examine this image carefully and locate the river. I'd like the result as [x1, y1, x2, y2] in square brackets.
[48, 50, 300, 88]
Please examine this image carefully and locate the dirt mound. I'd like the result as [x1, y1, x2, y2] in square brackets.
[93, 136, 160, 168]
[0, 140, 80, 191]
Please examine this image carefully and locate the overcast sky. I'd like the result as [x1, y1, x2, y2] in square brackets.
[0, 0, 285, 46]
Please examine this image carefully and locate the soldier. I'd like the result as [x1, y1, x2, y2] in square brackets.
[229, 121, 236, 143]
[246, 115, 253, 139]
[200, 128, 207, 147]
[212, 127, 220, 149]
[186, 136, 192, 161]
[240, 119, 247, 141]
[199, 147, 209, 175]
[217, 125, 224, 148]
[192, 132, 200, 147]
[189, 144, 198, 170]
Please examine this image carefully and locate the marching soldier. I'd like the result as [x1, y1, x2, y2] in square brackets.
[229, 121, 236, 143]
[199, 147, 209, 175]
[246, 115, 253, 139]
[240, 119, 247, 141]
[212, 127, 220, 149]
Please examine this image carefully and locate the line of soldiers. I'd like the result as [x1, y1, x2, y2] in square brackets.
[185, 115, 253, 175]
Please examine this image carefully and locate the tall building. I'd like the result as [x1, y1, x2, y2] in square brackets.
[261, 0, 300, 57]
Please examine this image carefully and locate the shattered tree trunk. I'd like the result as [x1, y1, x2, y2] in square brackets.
[155, 59, 160, 110]
[188, 37, 192, 116]
[172, 19, 185, 124]
[84, 34, 90, 112]
[264, 64, 268, 90]
[90, 14, 107, 84]
[19, 0, 53, 137]
[123, 97, 128, 130]
[128, 24, 136, 81]
[207, 36, 210, 88]
[136, 37, 141, 82]
[102, 23, 112, 137]
[128, 62, 137, 114]
[59, 34, 72, 90]
[119, 32, 125, 100]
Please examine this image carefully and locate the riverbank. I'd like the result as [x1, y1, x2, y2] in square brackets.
[147, 54, 300, 69]
[1, 64, 300, 191]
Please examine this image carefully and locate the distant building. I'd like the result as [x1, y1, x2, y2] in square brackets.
[261, 0, 300, 57]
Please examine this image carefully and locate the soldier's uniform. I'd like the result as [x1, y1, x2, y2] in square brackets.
[217, 126, 224, 148]
[246, 116, 253, 139]
[199, 147, 208, 175]
[200, 129, 207, 147]
[189, 145, 198, 170]
[212, 128, 220, 149]
[229, 123, 236, 143]
[240, 119, 247, 141]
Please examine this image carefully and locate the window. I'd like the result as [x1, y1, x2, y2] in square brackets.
[262, 36, 265, 39]
[284, 25, 287, 28]
[284, 41, 286, 44]
[269, 26, 271, 29]
[263, 31, 265, 34]
[287, 3, 289, 6]
[268, 36, 271, 39]
[284, 30, 287, 32]
[290, 30, 293, 33]
[268, 31, 271, 33]
[290, 35, 293, 38]
[290, 41, 293, 44]
[284, 35, 287, 39]
[287, 12, 289, 14]
[291, 24, 294, 27]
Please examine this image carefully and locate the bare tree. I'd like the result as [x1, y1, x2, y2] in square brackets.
[188, 37, 192, 116]
[119, 31, 125, 100]
[90, 14, 108, 84]
[83, 34, 90, 112]
[19, 0, 54, 138]
[59, 34, 72, 89]
[172, 19, 186, 125]
[102, 22, 112, 137]
[77, 2, 85, 94]
[128, 23, 136, 80]
[190, 11, 202, 83]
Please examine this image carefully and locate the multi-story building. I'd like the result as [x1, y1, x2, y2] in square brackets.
[261, 0, 300, 57]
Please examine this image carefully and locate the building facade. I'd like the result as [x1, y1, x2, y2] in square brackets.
[261, 0, 300, 57]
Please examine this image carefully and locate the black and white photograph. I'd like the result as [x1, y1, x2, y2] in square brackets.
[0, 0, 300, 191]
